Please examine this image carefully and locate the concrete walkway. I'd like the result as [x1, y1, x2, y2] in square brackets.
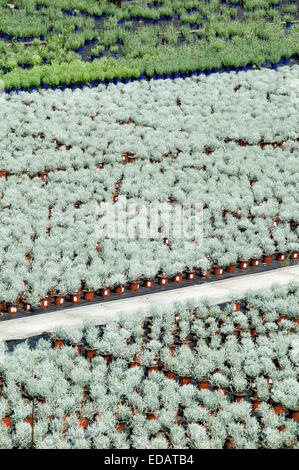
[0, 265, 298, 341]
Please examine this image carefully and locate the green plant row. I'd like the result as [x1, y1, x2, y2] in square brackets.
[0, 0, 297, 87]
[0, 67, 298, 305]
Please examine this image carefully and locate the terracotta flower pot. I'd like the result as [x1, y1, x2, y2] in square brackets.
[1, 417, 11, 428]
[85, 349, 98, 360]
[53, 339, 65, 349]
[252, 400, 262, 412]
[276, 253, 286, 262]
[272, 403, 284, 415]
[84, 291, 95, 301]
[70, 293, 81, 304]
[179, 376, 192, 386]
[100, 288, 110, 297]
[214, 267, 224, 276]
[201, 270, 210, 279]
[71, 343, 83, 355]
[290, 251, 298, 260]
[129, 282, 140, 291]
[115, 285, 125, 294]
[186, 272, 196, 280]
[147, 413, 157, 421]
[130, 361, 142, 368]
[251, 259, 260, 267]
[146, 365, 159, 376]
[24, 417, 33, 426]
[172, 274, 182, 283]
[54, 296, 65, 306]
[239, 261, 249, 270]
[128, 156, 135, 163]
[7, 304, 18, 314]
[132, 354, 141, 364]
[144, 279, 154, 288]
[277, 315, 287, 324]
[40, 298, 50, 308]
[226, 440, 235, 449]
[115, 422, 126, 431]
[234, 394, 247, 403]
[158, 277, 168, 286]
[226, 265, 235, 273]
[78, 417, 89, 428]
[100, 353, 111, 364]
[263, 255, 272, 264]
[0, 171, 6, 178]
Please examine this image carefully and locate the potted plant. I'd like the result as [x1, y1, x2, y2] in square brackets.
[250, 376, 270, 412]
[262, 240, 275, 264]
[213, 253, 228, 276]
[64, 270, 83, 304]
[271, 378, 298, 418]
[142, 381, 160, 420]
[111, 273, 127, 295]
[53, 279, 68, 306]
[198, 257, 211, 279]
[160, 346, 176, 380]
[210, 372, 229, 395]
[143, 341, 161, 376]
[127, 261, 142, 291]
[115, 403, 131, 431]
[143, 261, 159, 288]
[223, 251, 237, 273]
[82, 267, 100, 301]
[238, 247, 252, 270]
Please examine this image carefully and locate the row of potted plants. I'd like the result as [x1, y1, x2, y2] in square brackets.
[0, 250, 297, 314]
[0, 67, 298, 306]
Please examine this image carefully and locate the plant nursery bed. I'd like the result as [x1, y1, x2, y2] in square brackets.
[0, 67, 298, 311]
[0, 283, 298, 449]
